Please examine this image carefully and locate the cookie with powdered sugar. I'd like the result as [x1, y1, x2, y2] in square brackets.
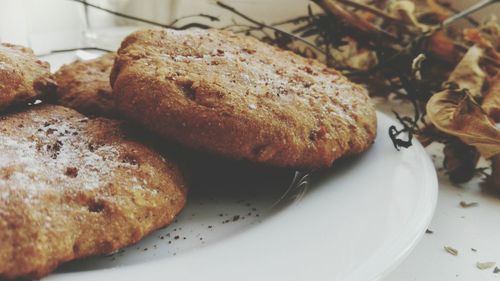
[0, 43, 55, 111]
[0, 105, 187, 279]
[111, 28, 377, 169]
[53, 52, 118, 117]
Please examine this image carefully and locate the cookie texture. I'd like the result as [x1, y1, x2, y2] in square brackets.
[111, 28, 377, 169]
[0, 105, 187, 279]
[53, 52, 118, 117]
[0, 43, 55, 111]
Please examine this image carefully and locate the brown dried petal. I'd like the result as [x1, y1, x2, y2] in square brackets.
[389, 1, 431, 31]
[482, 73, 500, 122]
[448, 46, 486, 99]
[443, 140, 480, 183]
[426, 89, 500, 158]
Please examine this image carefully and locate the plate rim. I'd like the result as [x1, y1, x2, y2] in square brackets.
[39, 99, 438, 281]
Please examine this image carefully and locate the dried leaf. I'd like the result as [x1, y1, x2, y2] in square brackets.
[482, 73, 500, 122]
[480, 16, 500, 50]
[459, 201, 479, 208]
[464, 28, 495, 49]
[448, 46, 487, 99]
[444, 246, 459, 256]
[464, 19, 500, 62]
[389, 1, 431, 31]
[477, 261, 496, 270]
[443, 140, 480, 183]
[427, 89, 500, 158]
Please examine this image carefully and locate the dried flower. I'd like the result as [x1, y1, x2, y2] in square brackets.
[482, 73, 500, 122]
[448, 46, 487, 99]
[426, 89, 500, 159]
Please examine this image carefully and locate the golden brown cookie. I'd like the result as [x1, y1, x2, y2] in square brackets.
[53, 52, 118, 117]
[0, 43, 55, 111]
[0, 105, 187, 279]
[111, 28, 377, 169]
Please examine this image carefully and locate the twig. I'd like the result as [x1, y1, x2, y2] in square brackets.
[440, 4, 480, 26]
[38, 47, 113, 57]
[68, 0, 172, 28]
[272, 15, 312, 26]
[167, 13, 220, 27]
[216, 1, 328, 56]
[68, 0, 217, 30]
[441, 0, 499, 28]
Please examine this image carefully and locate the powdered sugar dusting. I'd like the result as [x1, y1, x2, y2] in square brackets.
[0, 107, 136, 200]
[154, 29, 364, 125]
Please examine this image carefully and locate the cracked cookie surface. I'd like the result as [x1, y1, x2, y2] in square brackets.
[53, 53, 118, 117]
[0, 105, 187, 279]
[111, 28, 377, 169]
[0, 43, 55, 111]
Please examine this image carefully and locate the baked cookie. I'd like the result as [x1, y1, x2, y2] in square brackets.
[0, 105, 187, 279]
[0, 43, 55, 111]
[111, 28, 377, 169]
[53, 52, 118, 117]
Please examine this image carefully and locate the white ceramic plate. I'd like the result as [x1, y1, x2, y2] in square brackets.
[40, 52, 438, 281]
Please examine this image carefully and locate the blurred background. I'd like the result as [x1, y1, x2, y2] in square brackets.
[1, 0, 497, 55]
[0, 0, 308, 54]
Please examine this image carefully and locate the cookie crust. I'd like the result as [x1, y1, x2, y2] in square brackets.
[111, 28, 377, 169]
[0, 43, 55, 111]
[53, 52, 118, 117]
[0, 105, 187, 279]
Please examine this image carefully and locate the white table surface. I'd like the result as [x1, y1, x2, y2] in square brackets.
[384, 155, 500, 281]
[375, 100, 500, 281]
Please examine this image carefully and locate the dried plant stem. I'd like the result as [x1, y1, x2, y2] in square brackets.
[167, 13, 219, 27]
[69, 0, 173, 28]
[271, 16, 311, 27]
[441, 0, 498, 28]
[68, 0, 216, 29]
[216, 1, 327, 55]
